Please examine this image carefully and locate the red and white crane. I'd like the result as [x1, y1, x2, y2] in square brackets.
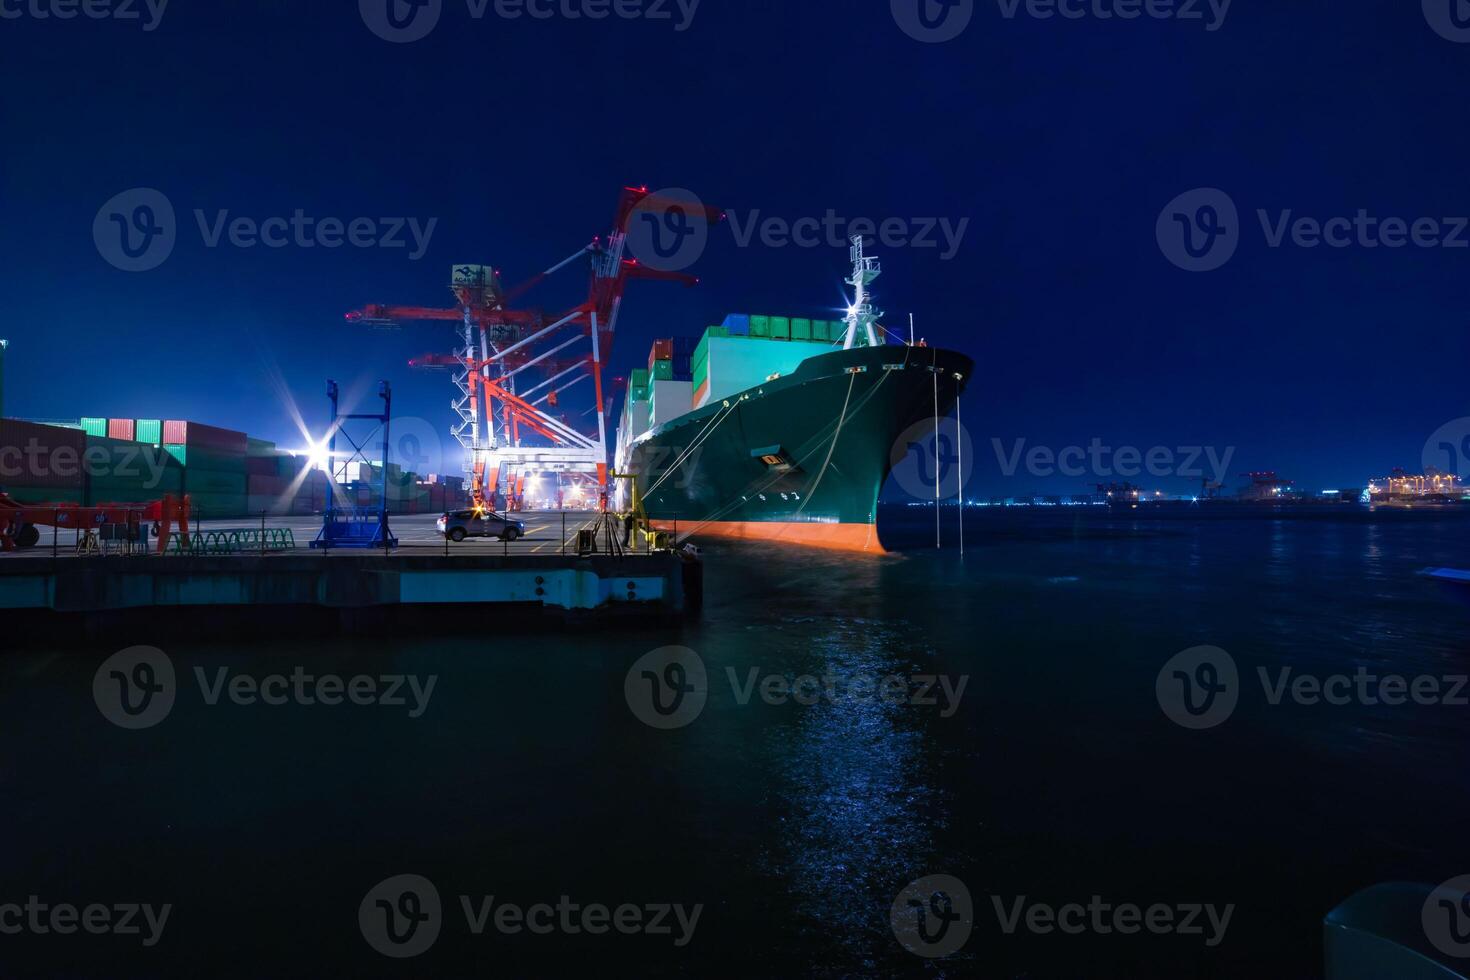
[346, 188, 721, 510]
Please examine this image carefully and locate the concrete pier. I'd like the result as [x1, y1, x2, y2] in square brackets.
[0, 550, 701, 643]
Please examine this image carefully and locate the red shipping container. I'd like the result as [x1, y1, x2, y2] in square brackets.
[162, 421, 248, 454]
[247, 456, 277, 477]
[108, 419, 135, 441]
[0, 420, 86, 489]
[648, 338, 674, 370]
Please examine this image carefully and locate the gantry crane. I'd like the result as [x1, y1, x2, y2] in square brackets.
[346, 188, 722, 510]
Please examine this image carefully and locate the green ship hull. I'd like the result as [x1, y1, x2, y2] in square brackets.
[627, 345, 973, 553]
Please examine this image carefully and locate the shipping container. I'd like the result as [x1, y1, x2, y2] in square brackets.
[0, 420, 86, 489]
[721, 313, 751, 335]
[692, 378, 710, 410]
[629, 367, 650, 388]
[650, 359, 674, 381]
[792, 318, 813, 341]
[813, 320, 831, 343]
[108, 418, 135, 441]
[649, 380, 693, 428]
[162, 421, 248, 455]
[769, 316, 791, 340]
[135, 419, 163, 445]
[247, 474, 288, 496]
[748, 315, 770, 337]
[79, 418, 108, 438]
[695, 335, 831, 405]
[247, 438, 277, 457]
[185, 493, 249, 520]
[694, 326, 728, 371]
[671, 354, 692, 381]
[648, 338, 674, 369]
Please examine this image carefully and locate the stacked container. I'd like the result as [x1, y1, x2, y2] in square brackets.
[79, 418, 107, 438]
[107, 418, 136, 441]
[163, 420, 248, 518]
[84, 436, 184, 505]
[135, 419, 163, 445]
[0, 419, 86, 505]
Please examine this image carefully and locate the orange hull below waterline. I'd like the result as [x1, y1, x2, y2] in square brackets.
[654, 520, 886, 554]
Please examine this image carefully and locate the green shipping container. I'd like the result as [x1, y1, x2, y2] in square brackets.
[769, 316, 791, 340]
[186, 493, 249, 519]
[629, 368, 650, 388]
[80, 418, 107, 438]
[792, 318, 812, 341]
[247, 438, 277, 456]
[749, 315, 770, 337]
[693, 326, 727, 371]
[812, 320, 830, 343]
[136, 420, 162, 445]
[630, 385, 649, 403]
[651, 359, 674, 381]
[693, 359, 708, 392]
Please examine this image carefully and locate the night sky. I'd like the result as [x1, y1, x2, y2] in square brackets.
[2, 0, 1466, 495]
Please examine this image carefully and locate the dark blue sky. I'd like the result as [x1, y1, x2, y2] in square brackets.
[2, 0, 1466, 494]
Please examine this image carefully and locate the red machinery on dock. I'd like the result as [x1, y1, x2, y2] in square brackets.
[0, 492, 192, 553]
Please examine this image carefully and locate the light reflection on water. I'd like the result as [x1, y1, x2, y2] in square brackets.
[754, 616, 944, 962]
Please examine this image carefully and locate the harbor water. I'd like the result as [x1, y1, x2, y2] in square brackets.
[3, 507, 1468, 977]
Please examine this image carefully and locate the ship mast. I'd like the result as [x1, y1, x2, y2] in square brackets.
[840, 235, 884, 349]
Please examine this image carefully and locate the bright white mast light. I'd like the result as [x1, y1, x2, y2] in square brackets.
[840, 235, 883, 349]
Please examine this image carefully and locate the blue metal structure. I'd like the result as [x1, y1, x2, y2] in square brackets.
[311, 379, 399, 551]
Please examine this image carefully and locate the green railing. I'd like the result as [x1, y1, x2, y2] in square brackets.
[166, 527, 296, 555]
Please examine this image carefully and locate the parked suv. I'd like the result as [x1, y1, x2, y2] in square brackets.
[437, 509, 526, 543]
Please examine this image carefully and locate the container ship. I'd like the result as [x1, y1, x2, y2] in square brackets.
[613, 239, 972, 554]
